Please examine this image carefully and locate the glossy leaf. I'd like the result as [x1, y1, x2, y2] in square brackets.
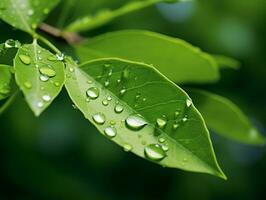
[75, 30, 220, 84]
[65, 0, 177, 32]
[213, 55, 240, 70]
[14, 40, 65, 116]
[0, 64, 13, 100]
[0, 0, 60, 33]
[65, 57, 225, 179]
[188, 89, 265, 145]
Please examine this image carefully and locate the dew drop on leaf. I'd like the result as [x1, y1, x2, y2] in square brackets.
[86, 87, 99, 99]
[42, 95, 51, 102]
[40, 75, 49, 82]
[92, 113, 105, 125]
[123, 144, 132, 152]
[39, 66, 56, 77]
[125, 114, 147, 130]
[186, 99, 192, 107]
[114, 104, 124, 113]
[104, 127, 117, 138]
[37, 101, 44, 108]
[102, 99, 109, 106]
[156, 117, 167, 129]
[144, 144, 166, 161]
[19, 54, 31, 65]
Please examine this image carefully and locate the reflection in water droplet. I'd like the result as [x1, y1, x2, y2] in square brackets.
[114, 104, 124, 113]
[161, 144, 169, 152]
[42, 95, 51, 102]
[123, 144, 132, 152]
[86, 87, 99, 99]
[40, 75, 49, 82]
[156, 118, 167, 129]
[182, 117, 188, 122]
[104, 127, 117, 138]
[92, 113, 105, 125]
[158, 137, 165, 143]
[104, 80, 110, 87]
[110, 120, 116, 125]
[102, 99, 108, 106]
[186, 99, 192, 107]
[172, 123, 179, 130]
[144, 144, 166, 161]
[39, 66, 56, 77]
[37, 102, 44, 108]
[107, 96, 112, 101]
[125, 114, 147, 130]
[19, 54, 31, 65]
[56, 53, 64, 61]
[120, 87, 126, 96]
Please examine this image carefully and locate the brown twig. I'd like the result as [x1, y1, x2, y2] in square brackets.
[38, 23, 85, 45]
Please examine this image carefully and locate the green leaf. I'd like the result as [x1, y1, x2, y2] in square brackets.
[64, 0, 177, 32]
[75, 30, 220, 84]
[213, 55, 240, 70]
[65, 57, 226, 179]
[188, 89, 265, 145]
[0, 64, 13, 100]
[0, 0, 60, 33]
[14, 40, 65, 116]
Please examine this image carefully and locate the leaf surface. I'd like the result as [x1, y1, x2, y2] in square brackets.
[213, 55, 240, 70]
[0, 64, 13, 100]
[65, 0, 177, 32]
[188, 89, 265, 145]
[0, 0, 60, 33]
[75, 30, 220, 84]
[65, 57, 225, 179]
[14, 40, 65, 116]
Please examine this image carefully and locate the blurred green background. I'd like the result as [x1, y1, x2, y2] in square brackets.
[1, 0, 266, 199]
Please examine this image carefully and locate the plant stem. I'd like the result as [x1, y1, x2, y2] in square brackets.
[0, 91, 19, 115]
[36, 34, 61, 54]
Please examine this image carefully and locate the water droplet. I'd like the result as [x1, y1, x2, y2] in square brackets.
[87, 80, 93, 84]
[144, 144, 166, 161]
[40, 75, 49, 82]
[54, 82, 60, 87]
[39, 66, 56, 77]
[102, 99, 108, 106]
[104, 80, 110, 87]
[110, 120, 116, 125]
[182, 117, 188, 122]
[24, 81, 32, 89]
[172, 123, 179, 130]
[19, 54, 31, 65]
[186, 99, 192, 107]
[125, 114, 147, 131]
[92, 113, 105, 125]
[135, 92, 141, 100]
[114, 104, 124, 113]
[69, 67, 75, 72]
[158, 137, 165, 143]
[107, 96, 112, 101]
[42, 95, 51, 102]
[56, 53, 64, 61]
[86, 87, 99, 100]
[161, 144, 169, 152]
[37, 101, 44, 108]
[104, 127, 117, 138]
[175, 111, 180, 117]
[123, 144, 132, 152]
[85, 98, 90, 102]
[120, 87, 126, 96]
[4, 39, 20, 48]
[156, 118, 167, 129]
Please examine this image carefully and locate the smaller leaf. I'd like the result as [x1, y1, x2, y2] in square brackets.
[75, 30, 220, 84]
[213, 55, 240, 70]
[0, 64, 13, 100]
[188, 89, 265, 145]
[14, 40, 65, 116]
[64, 0, 177, 32]
[0, 0, 60, 33]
